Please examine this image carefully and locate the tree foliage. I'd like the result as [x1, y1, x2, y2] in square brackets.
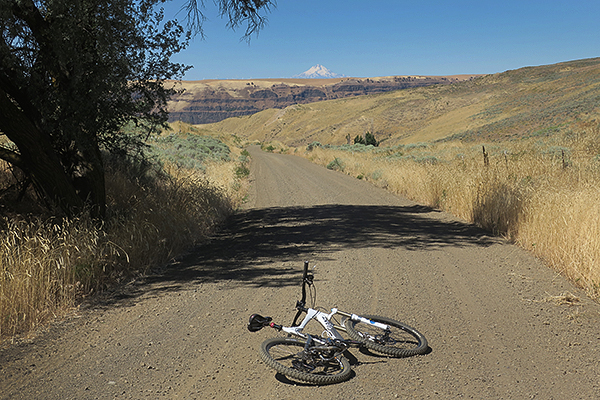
[354, 132, 379, 146]
[0, 0, 274, 217]
[365, 131, 379, 146]
[354, 135, 365, 145]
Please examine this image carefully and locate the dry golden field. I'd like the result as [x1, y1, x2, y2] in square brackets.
[0, 124, 249, 342]
[295, 125, 600, 298]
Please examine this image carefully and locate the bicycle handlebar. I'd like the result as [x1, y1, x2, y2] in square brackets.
[301, 260, 309, 302]
[291, 261, 312, 326]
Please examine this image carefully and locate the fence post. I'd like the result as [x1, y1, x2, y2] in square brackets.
[483, 145, 489, 167]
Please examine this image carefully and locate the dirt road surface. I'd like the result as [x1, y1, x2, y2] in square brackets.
[2, 146, 599, 399]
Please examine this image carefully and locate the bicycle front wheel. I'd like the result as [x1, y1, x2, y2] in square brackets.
[345, 315, 428, 357]
[259, 337, 352, 385]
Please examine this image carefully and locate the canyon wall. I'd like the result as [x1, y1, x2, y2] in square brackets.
[167, 75, 479, 124]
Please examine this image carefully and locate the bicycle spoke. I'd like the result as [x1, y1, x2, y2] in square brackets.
[346, 315, 428, 357]
[260, 337, 350, 382]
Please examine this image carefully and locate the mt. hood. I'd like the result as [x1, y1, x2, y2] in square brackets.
[293, 64, 345, 79]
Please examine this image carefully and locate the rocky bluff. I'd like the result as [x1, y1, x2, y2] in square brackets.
[167, 75, 479, 124]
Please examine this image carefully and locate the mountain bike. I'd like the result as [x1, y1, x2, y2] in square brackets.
[247, 261, 428, 384]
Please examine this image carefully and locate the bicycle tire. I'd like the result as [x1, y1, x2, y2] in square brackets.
[259, 337, 352, 385]
[344, 315, 428, 357]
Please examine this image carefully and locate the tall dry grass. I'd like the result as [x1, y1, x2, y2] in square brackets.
[0, 153, 247, 342]
[300, 129, 600, 298]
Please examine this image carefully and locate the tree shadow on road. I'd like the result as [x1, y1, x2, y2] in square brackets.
[153, 204, 493, 283]
[220, 203, 494, 261]
[90, 203, 496, 308]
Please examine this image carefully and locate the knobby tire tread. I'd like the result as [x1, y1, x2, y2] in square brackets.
[259, 337, 352, 385]
[345, 314, 428, 357]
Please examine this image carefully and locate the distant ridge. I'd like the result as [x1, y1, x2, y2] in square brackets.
[195, 57, 600, 146]
[293, 64, 345, 79]
[168, 74, 478, 124]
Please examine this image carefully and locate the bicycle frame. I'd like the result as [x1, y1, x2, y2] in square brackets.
[283, 307, 346, 341]
[282, 307, 391, 342]
[250, 261, 392, 345]
[249, 261, 429, 384]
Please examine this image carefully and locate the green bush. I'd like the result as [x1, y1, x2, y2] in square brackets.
[354, 135, 365, 145]
[235, 164, 250, 178]
[365, 132, 379, 146]
[354, 132, 379, 146]
[306, 141, 322, 151]
[148, 134, 231, 170]
[327, 158, 345, 171]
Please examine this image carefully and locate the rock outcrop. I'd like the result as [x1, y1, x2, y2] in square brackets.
[167, 75, 479, 124]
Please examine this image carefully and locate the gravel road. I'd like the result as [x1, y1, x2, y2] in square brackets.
[1, 145, 599, 399]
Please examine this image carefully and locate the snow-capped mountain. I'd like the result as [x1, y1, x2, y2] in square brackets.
[293, 64, 345, 79]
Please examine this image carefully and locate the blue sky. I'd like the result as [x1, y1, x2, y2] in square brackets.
[163, 0, 600, 80]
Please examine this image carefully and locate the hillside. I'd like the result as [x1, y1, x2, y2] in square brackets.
[192, 58, 600, 146]
[166, 74, 479, 124]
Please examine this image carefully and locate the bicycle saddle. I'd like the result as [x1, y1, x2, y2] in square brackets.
[248, 314, 272, 332]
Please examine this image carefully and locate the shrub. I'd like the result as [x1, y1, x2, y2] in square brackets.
[354, 135, 365, 145]
[235, 164, 250, 178]
[355, 132, 379, 146]
[365, 132, 379, 146]
[149, 134, 231, 171]
[327, 157, 345, 171]
[306, 142, 322, 151]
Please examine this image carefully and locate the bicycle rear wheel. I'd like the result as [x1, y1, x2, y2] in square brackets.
[259, 337, 352, 385]
[344, 315, 428, 357]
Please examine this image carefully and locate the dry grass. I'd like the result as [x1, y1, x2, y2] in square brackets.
[545, 292, 581, 306]
[298, 128, 600, 298]
[0, 148, 248, 342]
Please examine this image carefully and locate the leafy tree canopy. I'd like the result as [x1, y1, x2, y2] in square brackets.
[0, 0, 274, 217]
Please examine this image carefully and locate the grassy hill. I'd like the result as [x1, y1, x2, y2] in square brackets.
[196, 58, 600, 146]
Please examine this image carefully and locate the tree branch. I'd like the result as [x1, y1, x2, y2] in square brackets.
[0, 144, 24, 170]
[181, 0, 275, 39]
[219, 0, 275, 39]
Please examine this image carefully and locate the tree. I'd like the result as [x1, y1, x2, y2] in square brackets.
[354, 132, 379, 146]
[364, 131, 379, 146]
[0, 0, 273, 217]
[354, 135, 365, 145]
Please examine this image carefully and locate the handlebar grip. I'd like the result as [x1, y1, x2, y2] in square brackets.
[300, 261, 309, 304]
[292, 261, 310, 326]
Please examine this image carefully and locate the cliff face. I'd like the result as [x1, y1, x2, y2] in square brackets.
[167, 75, 479, 124]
